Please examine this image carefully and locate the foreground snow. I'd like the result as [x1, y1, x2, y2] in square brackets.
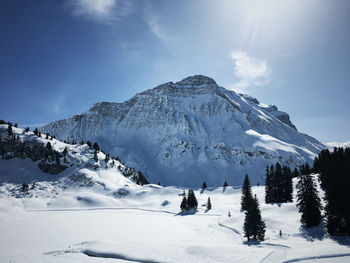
[1, 173, 349, 263]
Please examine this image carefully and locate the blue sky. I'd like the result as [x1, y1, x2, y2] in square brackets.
[1, 0, 349, 143]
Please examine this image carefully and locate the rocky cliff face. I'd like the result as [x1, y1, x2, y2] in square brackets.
[41, 75, 324, 187]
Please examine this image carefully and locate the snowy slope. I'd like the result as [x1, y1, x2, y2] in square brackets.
[0, 124, 142, 188]
[1, 174, 350, 263]
[326, 140, 350, 149]
[40, 75, 324, 187]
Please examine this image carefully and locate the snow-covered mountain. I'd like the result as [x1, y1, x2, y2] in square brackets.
[40, 75, 324, 187]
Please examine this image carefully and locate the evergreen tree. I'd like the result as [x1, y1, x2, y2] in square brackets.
[187, 189, 198, 210]
[241, 174, 253, 211]
[87, 141, 92, 148]
[180, 196, 188, 211]
[266, 163, 293, 203]
[133, 171, 149, 185]
[274, 162, 283, 202]
[25, 127, 30, 133]
[223, 181, 228, 187]
[243, 195, 266, 241]
[80, 140, 84, 145]
[22, 183, 29, 192]
[206, 197, 212, 210]
[55, 153, 60, 165]
[105, 153, 110, 164]
[45, 133, 49, 139]
[7, 124, 13, 136]
[296, 173, 322, 228]
[14, 123, 18, 128]
[46, 142, 52, 152]
[63, 147, 68, 156]
[315, 147, 350, 235]
[282, 165, 293, 202]
[265, 165, 272, 203]
[293, 167, 299, 178]
[202, 182, 207, 189]
[93, 150, 98, 162]
[93, 142, 100, 152]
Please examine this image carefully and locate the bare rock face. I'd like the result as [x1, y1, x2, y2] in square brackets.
[41, 75, 324, 187]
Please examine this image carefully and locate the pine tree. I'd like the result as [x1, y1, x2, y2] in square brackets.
[180, 196, 188, 211]
[55, 153, 60, 165]
[46, 142, 52, 152]
[7, 124, 13, 136]
[14, 123, 18, 128]
[223, 181, 228, 187]
[105, 153, 110, 164]
[274, 162, 283, 202]
[22, 183, 29, 192]
[243, 195, 266, 241]
[202, 182, 207, 189]
[87, 141, 92, 148]
[265, 165, 272, 203]
[80, 140, 84, 145]
[45, 133, 49, 139]
[25, 127, 30, 133]
[282, 165, 293, 202]
[206, 197, 212, 210]
[63, 147, 68, 156]
[296, 173, 322, 228]
[293, 167, 299, 178]
[315, 147, 350, 234]
[241, 174, 253, 211]
[187, 189, 198, 210]
[93, 142, 100, 152]
[93, 150, 98, 162]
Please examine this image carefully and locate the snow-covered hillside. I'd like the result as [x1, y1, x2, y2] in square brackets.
[0, 124, 145, 187]
[40, 75, 324, 187]
[1, 126, 349, 262]
[1, 174, 350, 262]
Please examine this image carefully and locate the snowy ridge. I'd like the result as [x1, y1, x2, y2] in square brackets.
[0, 124, 142, 189]
[41, 75, 325, 187]
[325, 140, 350, 149]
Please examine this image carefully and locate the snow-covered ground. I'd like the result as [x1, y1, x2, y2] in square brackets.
[1, 172, 349, 263]
[0, 125, 349, 262]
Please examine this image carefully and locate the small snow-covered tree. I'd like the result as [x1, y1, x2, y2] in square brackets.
[202, 182, 207, 189]
[93, 142, 100, 152]
[187, 189, 198, 210]
[93, 150, 98, 162]
[206, 197, 212, 210]
[180, 196, 188, 211]
[7, 124, 13, 136]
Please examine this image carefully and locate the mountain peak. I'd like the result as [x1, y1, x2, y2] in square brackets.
[175, 75, 217, 87]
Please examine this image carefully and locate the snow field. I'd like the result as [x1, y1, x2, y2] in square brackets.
[1, 175, 350, 263]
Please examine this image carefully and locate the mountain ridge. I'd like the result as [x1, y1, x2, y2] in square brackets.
[41, 75, 324, 187]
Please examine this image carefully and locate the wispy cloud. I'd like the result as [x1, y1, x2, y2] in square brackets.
[52, 94, 66, 115]
[230, 51, 271, 92]
[66, 0, 133, 24]
[143, 5, 170, 43]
